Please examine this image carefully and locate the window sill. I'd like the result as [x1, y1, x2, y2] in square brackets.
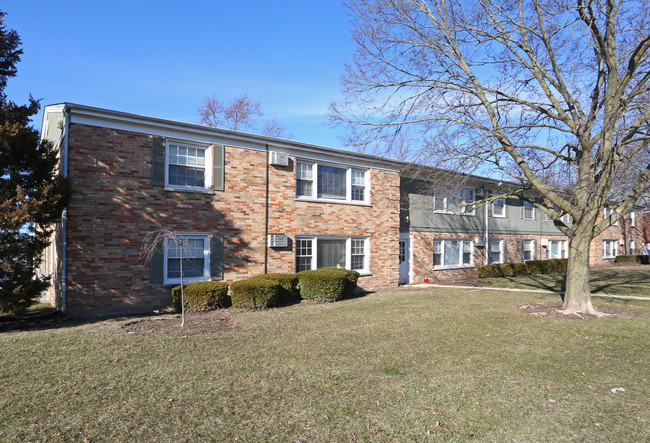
[492, 214, 506, 218]
[433, 265, 474, 271]
[295, 197, 372, 207]
[164, 187, 214, 195]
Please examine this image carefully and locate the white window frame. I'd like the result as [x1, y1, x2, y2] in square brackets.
[603, 207, 619, 226]
[294, 236, 370, 274]
[489, 239, 504, 264]
[603, 239, 617, 259]
[629, 211, 636, 227]
[163, 233, 210, 285]
[522, 201, 535, 220]
[548, 240, 567, 259]
[433, 239, 474, 269]
[295, 161, 368, 204]
[165, 140, 212, 192]
[522, 239, 535, 262]
[629, 240, 636, 255]
[492, 198, 506, 218]
[434, 187, 475, 216]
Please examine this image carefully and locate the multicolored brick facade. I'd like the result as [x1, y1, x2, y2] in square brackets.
[39, 103, 646, 316]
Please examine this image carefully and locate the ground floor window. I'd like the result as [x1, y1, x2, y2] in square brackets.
[522, 239, 535, 261]
[548, 240, 567, 259]
[489, 240, 503, 264]
[164, 234, 210, 285]
[603, 240, 617, 259]
[434, 239, 473, 268]
[629, 240, 635, 255]
[295, 236, 368, 273]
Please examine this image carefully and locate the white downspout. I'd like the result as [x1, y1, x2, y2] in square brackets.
[61, 107, 70, 313]
[485, 200, 489, 265]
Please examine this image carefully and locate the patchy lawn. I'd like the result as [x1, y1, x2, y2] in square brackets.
[482, 265, 650, 296]
[1, 288, 648, 442]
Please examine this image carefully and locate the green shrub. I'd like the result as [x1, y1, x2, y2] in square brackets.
[499, 263, 515, 277]
[298, 268, 352, 302]
[171, 281, 230, 312]
[254, 273, 300, 303]
[341, 269, 360, 298]
[615, 255, 638, 263]
[638, 255, 650, 265]
[511, 262, 530, 275]
[477, 258, 568, 279]
[477, 264, 504, 278]
[230, 276, 279, 309]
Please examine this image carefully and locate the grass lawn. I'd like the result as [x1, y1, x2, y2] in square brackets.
[482, 265, 650, 296]
[1, 288, 649, 441]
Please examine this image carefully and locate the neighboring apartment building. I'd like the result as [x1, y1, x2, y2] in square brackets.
[38, 103, 645, 316]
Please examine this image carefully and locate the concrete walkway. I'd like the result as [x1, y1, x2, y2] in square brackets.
[406, 283, 650, 301]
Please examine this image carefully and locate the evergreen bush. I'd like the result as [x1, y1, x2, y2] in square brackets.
[171, 281, 230, 312]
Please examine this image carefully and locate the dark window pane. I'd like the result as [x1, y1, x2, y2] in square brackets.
[318, 165, 346, 199]
[317, 239, 346, 268]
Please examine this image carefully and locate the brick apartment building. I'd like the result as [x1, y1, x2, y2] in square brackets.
[38, 103, 646, 316]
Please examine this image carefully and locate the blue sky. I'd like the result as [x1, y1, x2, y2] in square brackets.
[3, 1, 355, 149]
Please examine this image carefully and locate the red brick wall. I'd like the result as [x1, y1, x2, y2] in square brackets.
[63, 123, 400, 316]
[589, 214, 645, 267]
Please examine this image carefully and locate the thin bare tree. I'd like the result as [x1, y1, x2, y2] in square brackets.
[140, 228, 191, 328]
[331, 0, 650, 315]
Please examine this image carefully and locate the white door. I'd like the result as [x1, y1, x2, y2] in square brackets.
[399, 236, 410, 284]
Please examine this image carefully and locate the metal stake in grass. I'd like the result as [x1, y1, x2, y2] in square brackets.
[140, 228, 191, 328]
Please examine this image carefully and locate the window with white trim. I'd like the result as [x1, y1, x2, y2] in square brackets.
[166, 141, 211, 191]
[629, 240, 636, 255]
[164, 234, 210, 285]
[296, 161, 367, 203]
[522, 240, 535, 261]
[295, 236, 369, 273]
[433, 239, 473, 268]
[492, 198, 506, 217]
[603, 240, 617, 259]
[523, 201, 535, 220]
[629, 211, 636, 227]
[548, 240, 567, 259]
[603, 207, 618, 225]
[434, 188, 475, 215]
[489, 240, 504, 264]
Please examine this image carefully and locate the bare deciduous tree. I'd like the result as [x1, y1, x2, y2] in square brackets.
[198, 94, 293, 138]
[331, 0, 650, 315]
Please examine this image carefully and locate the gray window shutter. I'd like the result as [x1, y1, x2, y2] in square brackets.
[210, 233, 224, 280]
[150, 250, 164, 283]
[151, 136, 166, 185]
[212, 144, 225, 191]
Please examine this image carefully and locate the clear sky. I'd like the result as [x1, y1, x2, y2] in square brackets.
[3, 1, 355, 149]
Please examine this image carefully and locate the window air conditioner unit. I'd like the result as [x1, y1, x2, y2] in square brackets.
[540, 238, 548, 247]
[268, 234, 288, 248]
[619, 238, 625, 246]
[269, 151, 289, 166]
[475, 236, 485, 247]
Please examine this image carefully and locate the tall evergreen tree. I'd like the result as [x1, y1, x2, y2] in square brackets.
[0, 11, 71, 315]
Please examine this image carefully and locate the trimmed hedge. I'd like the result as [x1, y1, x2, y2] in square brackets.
[254, 273, 300, 303]
[615, 254, 650, 264]
[477, 258, 568, 279]
[171, 281, 230, 312]
[298, 268, 359, 302]
[230, 276, 279, 309]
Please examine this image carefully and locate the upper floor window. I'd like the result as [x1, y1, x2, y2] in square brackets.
[166, 141, 211, 191]
[492, 198, 506, 217]
[629, 211, 636, 227]
[603, 207, 618, 225]
[296, 161, 367, 203]
[523, 201, 535, 220]
[434, 188, 475, 216]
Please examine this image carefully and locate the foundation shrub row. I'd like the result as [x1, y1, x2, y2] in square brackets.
[173, 268, 359, 311]
[477, 258, 568, 278]
[615, 254, 650, 264]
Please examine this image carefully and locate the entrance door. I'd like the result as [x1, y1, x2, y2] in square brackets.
[399, 236, 410, 284]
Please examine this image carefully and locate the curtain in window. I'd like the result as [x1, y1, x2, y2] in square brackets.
[317, 239, 346, 268]
[318, 165, 347, 199]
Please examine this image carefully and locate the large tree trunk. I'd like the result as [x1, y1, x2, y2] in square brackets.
[562, 229, 599, 315]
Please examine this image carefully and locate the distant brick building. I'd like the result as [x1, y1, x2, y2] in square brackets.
[38, 103, 645, 316]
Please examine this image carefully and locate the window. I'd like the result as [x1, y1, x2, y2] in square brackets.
[629, 240, 636, 255]
[489, 240, 503, 264]
[548, 240, 567, 259]
[164, 234, 210, 285]
[433, 239, 473, 268]
[603, 240, 617, 259]
[295, 236, 369, 273]
[603, 207, 618, 225]
[522, 240, 535, 261]
[546, 211, 571, 224]
[166, 141, 211, 191]
[296, 162, 367, 203]
[629, 211, 636, 227]
[434, 188, 475, 215]
[399, 240, 406, 263]
[492, 198, 506, 217]
[523, 201, 535, 220]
